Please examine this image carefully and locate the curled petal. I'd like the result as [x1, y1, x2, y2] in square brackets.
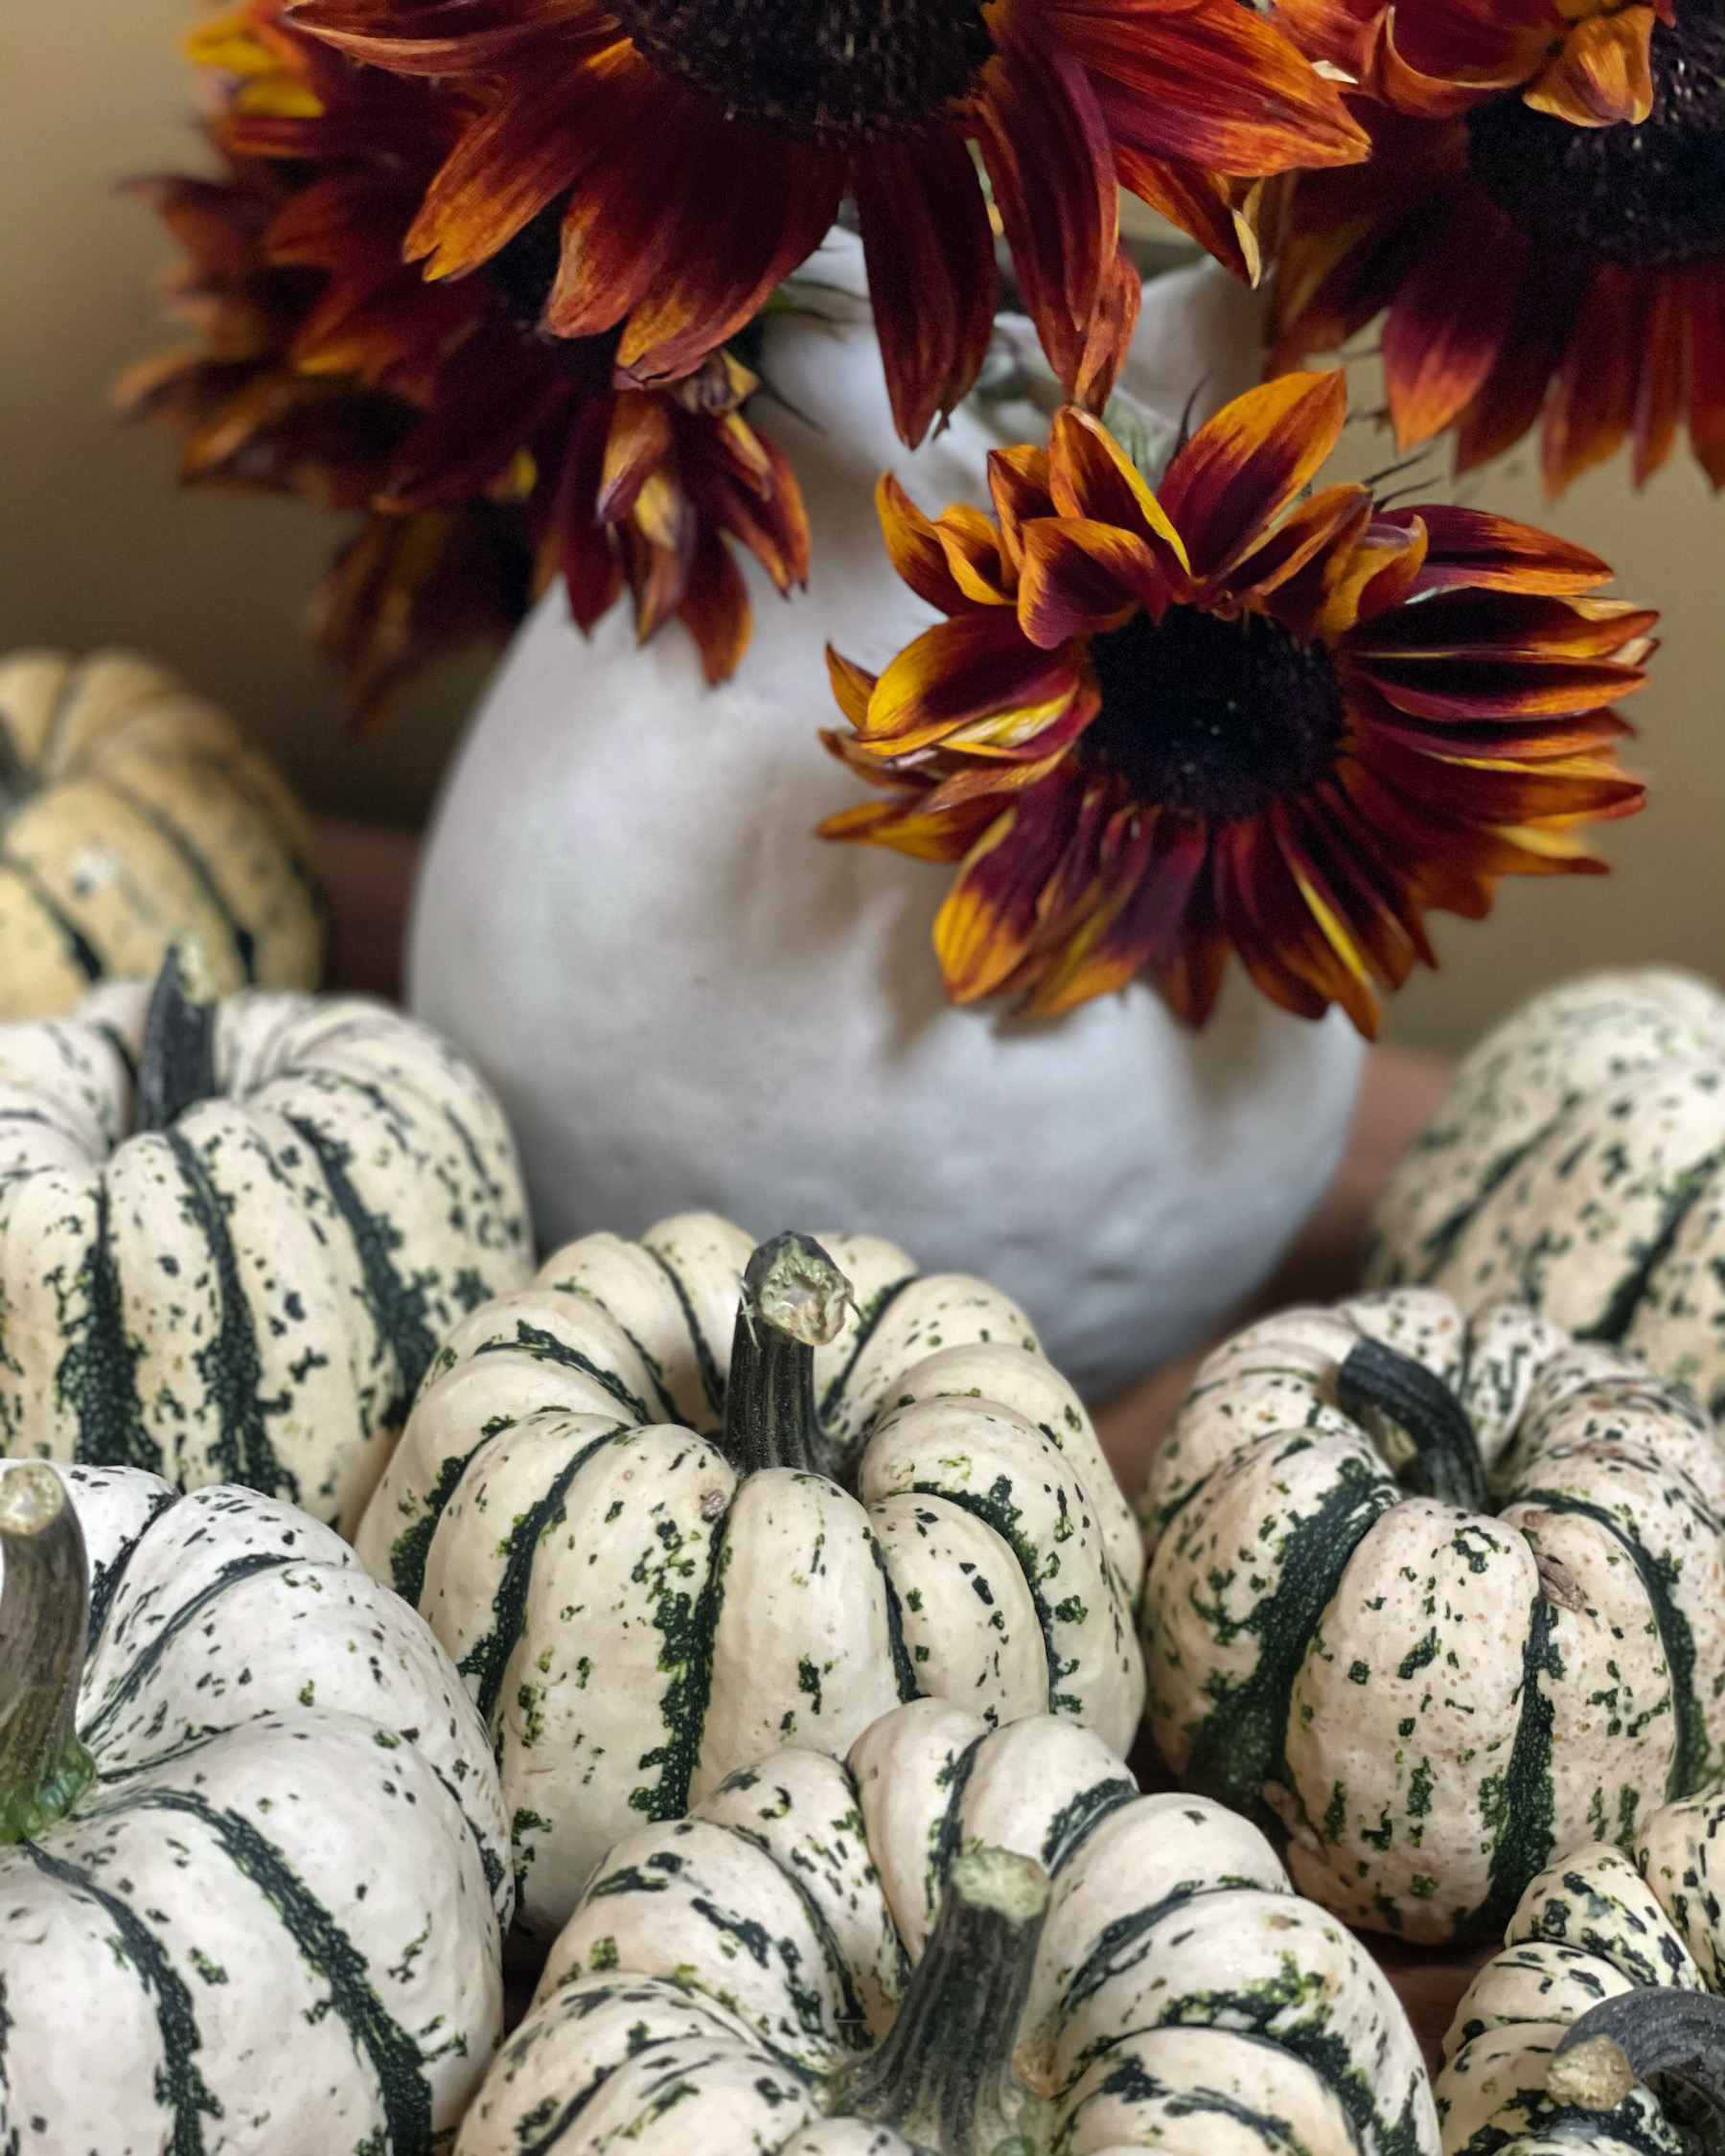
[876, 472, 977, 615]
[1159, 370, 1347, 580]
[1525, 5, 1656, 125]
[825, 648, 879, 728]
[675, 526, 751, 684]
[1017, 518, 1167, 645]
[935, 505, 1017, 606]
[597, 390, 674, 523]
[988, 445, 1057, 574]
[1388, 506, 1613, 596]
[1047, 407, 1188, 574]
[862, 611, 1088, 755]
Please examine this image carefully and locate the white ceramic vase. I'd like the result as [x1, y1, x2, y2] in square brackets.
[409, 240, 1364, 1398]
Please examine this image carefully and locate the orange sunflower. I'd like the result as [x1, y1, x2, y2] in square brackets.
[1267, 0, 1725, 491]
[290, 0, 1369, 447]
[119, 2, 809, 720]
[819, 373, 1651, 1036]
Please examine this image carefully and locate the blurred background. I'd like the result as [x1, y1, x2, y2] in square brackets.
[4, 0, 1720, 1054]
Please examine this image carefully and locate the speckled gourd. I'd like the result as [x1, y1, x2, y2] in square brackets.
[0, 648, 324, 1018]
[457, 1695, 1439, 2156]
[0, 952, 532, 1533]
[356, 1224, 1144, 1939]
[1437, 1784, 1725, 2156]
[1138, 1285, 1725, 1943]
[1368, 968, 1725, 1422]
[0, 1457, 511, 2155]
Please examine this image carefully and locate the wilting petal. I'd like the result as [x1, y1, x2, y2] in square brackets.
[989, 445, 1056, 576]
[1114, 149, 1257, 280]
[935, 505, 1016, 606]
[1046, 407, 1189, 573]
[1452, 250, 1593, 475]
[1525, 5, 1655, 125]
[856, 126, 998, 447]
[875, 473, 978, 615]
[597, 390, 674, 523]
[826, 648, 877, 726]
[1390, 506, 1612, 596]
[1381, 195, 1527, 447]
[863, 611, 1087, 754]
[818, 787, 1001, 863]
[1159, 370, 1347, 580]
[676, 526, 751, 684]
[1017, 518, 1166, 644]
[1632, 274, 1688, 485]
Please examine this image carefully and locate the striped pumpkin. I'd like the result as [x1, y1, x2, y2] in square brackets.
[0, 649, 323, 1018]
[458, 1697, 1439, 2156]
[1138, 1285, 1725, 1944]
[0, 952, 532, 1534]
[1438, 1787, 1725, 2156]
[356, 1225, 1145, 1939]
[1368, 969, 1725, 1423]
[0, 1456, 511, 2155]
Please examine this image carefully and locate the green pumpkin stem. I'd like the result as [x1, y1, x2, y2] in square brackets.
[1336, 1336, 1488, 1514]
[136, 945, 219, 1133]
[835, 1845, 1049, 2156]
[0, 1464, 95, 1844]
[724, 1234, 853, 1477]
[1550, 1993, 1725, 2155]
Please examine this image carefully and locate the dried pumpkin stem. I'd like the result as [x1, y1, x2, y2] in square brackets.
[136, 945, 219, 1132]
[835, 1845, 1049, 2156]
[0, 1463, 94, 1843]
[724, 1233, 853, 1477]
[1551, 1992, 1725, 2155]
[1336, 1336, 1488, 1513]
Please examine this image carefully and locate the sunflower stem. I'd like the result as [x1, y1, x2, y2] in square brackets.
[833, 1846, 1049, 2156]
[1336, 1337, 1487, 1513]
[136, 945, 219, 1133]
[0, 1463, 94, 1844]
[724, 1234, 853, 1479]
[1550, 1993, 1725, 2156]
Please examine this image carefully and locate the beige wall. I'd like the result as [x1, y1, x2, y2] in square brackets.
[4, 0, 1721, 1049]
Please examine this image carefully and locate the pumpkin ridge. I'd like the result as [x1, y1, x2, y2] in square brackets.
[54, 1182, 160, 1477]
[472, 1320, 654, 1427]
[866, 1523, 922, 1705]
[564, 1287, 681, 1425]
[0, 841, 103, 983]
[1575, 1145, 1725, 1349]
[1035, 1771, 1138, 1877]
[908, 1477, 1081, 1718]
[1457, 1594, 1563, 1948]
[1374, 1115, 1567, 1288]
[646, 1246, 728, 1422]
[18, 1838, 222, 2154]
[624, 1460, 729, 1825]
[86, 773, 259, 981]
[385, 1447, 472, 1605]
[816, 1273, 918, 1456]
[171, 745, 326, 917]
[84, 1481, 177, 1640]
[121, 1783, 434, 2152]
[1052, 1874, 1283, 2021]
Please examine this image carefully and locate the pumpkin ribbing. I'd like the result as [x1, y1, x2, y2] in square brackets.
[0, 1464, 94, 1842]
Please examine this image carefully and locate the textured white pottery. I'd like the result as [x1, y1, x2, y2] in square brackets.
[409, 241, 1363, 1397]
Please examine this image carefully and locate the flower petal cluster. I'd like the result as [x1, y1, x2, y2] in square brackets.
[821, 374, 1651, 1034]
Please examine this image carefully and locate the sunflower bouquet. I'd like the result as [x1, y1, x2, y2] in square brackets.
[120, 0, 1715, 1040]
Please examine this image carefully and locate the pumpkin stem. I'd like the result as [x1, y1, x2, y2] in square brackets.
[0, 1463, 95, 1843]
[833, 1845, 1049, 2156]
[136, 945, 220, 1133]
[1335, 1336, 1487, 1513]
[1549, 1992, 1725, 2155]
[724, 1234, 853, 1478]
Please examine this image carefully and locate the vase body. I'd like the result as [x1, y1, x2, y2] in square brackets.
[409, 245, 1363, 1397]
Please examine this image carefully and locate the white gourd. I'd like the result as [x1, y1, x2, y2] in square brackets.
[356, 1221, 1144, 1938]
[1138, 1285, 1725, 1942]
[455, 1698, 1440, 2156]
[0, 952, 532, 1533]
[0, 1457, 511, 2155]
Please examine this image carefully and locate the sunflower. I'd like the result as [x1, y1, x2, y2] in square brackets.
[1267, 0, 1725, 491]
[290, 0, 1368, 449]
[818, 373, 1650, 1036]
[118, 3, 809, 720]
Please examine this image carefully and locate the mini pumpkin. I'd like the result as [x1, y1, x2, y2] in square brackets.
[1368, 968, 1725, 1423]
[1437, 1786, 1725, 2156]
[356, 1224, 1145, 1938]
[0, 1456, 511, 2154]
[1138, 1285, 1725, 1943]
[0, 951, 532, 1533]
[457, 1696, 1439, 2156]
[0, 648, 324, 1018]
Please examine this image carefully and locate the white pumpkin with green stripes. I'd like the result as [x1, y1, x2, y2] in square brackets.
[1437, 1786, 1725, 2156]
[0, 648, 324, 1019]
[1368, 968, 1725, 1423]
[0, 951, 532, 1533]
[1138, 1285, 1725, 1945]
[0, 1456, 512, 2155]
[457, 1697, 1438, 2156]
[356, 1225, 1144, 1939]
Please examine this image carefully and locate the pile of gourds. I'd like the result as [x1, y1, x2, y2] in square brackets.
[4, 958, 1724, 2155]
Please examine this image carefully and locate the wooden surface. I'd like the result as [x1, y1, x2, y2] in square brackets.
[314, 814, 1478, 2070]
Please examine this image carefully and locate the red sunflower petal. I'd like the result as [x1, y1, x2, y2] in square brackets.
[676, 527, 751, 684]
[1542, 264, 1641, 493]
[934, 772, 1087, 1002]
[1346, 589, 1660, 663]
[862, 611, 1088, 755]
[1686, 264, 1725, 487]
[1017, 519, 1166, 646]
[1452, 251, 1594, 475]
[1113, 149, 1257, 281]
[1024, 814, 1209, 1015]
[1632, 272, 1689, 485]
[1381, 195, 1528, 448]
[1388, 506, 1613, 596]
[876, 472, 978, 615]
[1159, 371, 1347, 582]
[291, 0, 605, 76]
[1046, 407, 1189, 575]
[596, 390, 674, 523]
[826, 647, 878, 727]
[1223, 482, 1372, 606]
[818, 790, 1001, 863]
[541, 398, 624, 633]
[934, 506, 1017, 607]
[988, 445, 1056, 578]
[1525, 5, 1656, 126]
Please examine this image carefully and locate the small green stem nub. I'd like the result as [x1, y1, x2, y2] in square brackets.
[835, 1845, 1050, 2156]
[0, 1463, 95, 1843]
[1336, 1336, 1488, 1514]
[1551, 1992, 1725, 2156]
[724, 1233, 853, 1478]
[136, 945, 219, 1133]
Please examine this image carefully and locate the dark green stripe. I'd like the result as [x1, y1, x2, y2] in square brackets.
[284, 1112, 440, 1431]
[816, 1274, 915, 1456]
[867, 1527, 922, 1705]
[707, 1821, 876, 2052]
[460, 1427, 628, 1725]
[1377, 1115, 1564, 1286]
[90, 775, 255, 979]
[1515, 1487, 1710, 1798]
[165, 1132, 297, 1502]
[1057, 2043, 1318, 2156]
[1576, 1148, 1725, 1345]
[86, 1482, 180, 1642]
[931, 1732, 988, 1892]
[0, 846, 103, 980]
[1039, 1775, 1138, 1877]
[173, 746, 326, 923]
[387, 1448, 477, 1606]
[648, 1249, 727, 1420]
[564, 1287, 680, 1425]
[1458, 1594, 1560, 1945]
[121, 1787, 431, 2153]
[1058, 1878, 1291, 2019]
[80, 1550, 305, 1740]
[54, 1183, 161, 1475]
[473, 1319, 652, 1427]
[629, 1488, 727, 1824]
[22, 1840, 221, 2156]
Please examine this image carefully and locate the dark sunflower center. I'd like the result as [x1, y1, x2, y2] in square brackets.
[1080, 606, 1348, 823]
[611, 0, 996, 144]
[1465, 5, 1725, 268]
